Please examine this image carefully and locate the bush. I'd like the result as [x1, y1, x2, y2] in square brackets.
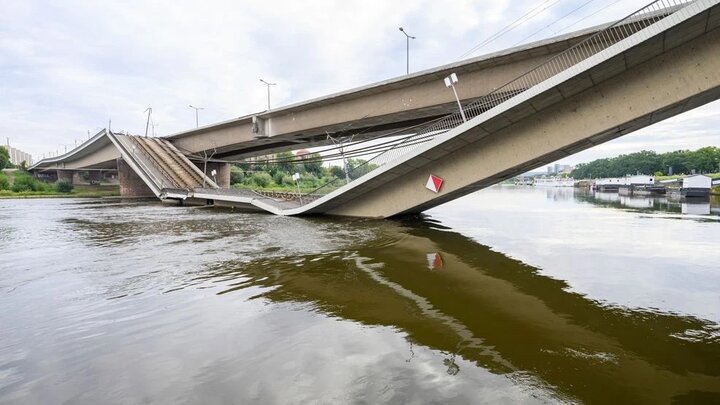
[0, 173, 9, 190]
[230, 166, 245, 185]
[11, 172, 51, 192]
[273, 171, 287, 186]
[250, 172, 272, 188]
[55, 179, 74, 193]
[281, 175, 295, 186]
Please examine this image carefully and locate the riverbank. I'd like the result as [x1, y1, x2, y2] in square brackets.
[0, 169, 119, 199]
[0, 185, 120, 199]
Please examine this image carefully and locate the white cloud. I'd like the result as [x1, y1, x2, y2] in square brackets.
[0, 0, 717, 163]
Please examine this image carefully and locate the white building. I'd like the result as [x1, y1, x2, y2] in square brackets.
[682, 174, 712, 189]
[681, 174, 711, 198]
[5, 145, 33, 166]
[623, 175, 654, 185]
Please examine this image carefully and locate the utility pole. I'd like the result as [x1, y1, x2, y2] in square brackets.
[260, 79, 277, 110]
[399, 27, 416, 75]
[201, 149, 217, 188]
[144, 107, 152, 137]
[189, 105, 204, 128]
[327, 132, 354, 184]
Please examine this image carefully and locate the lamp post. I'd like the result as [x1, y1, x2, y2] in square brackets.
[189, 105, 204, 128]
[144, 107, 152, 137]
[398, 27, 416, 75]
[259, 79, 277, 110]
[444, 73, 467, 122]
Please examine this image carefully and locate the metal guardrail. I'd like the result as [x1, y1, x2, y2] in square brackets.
[107, 131, 167, 195]
[127, 136, 183, 189]
[298, 0, 696, 203]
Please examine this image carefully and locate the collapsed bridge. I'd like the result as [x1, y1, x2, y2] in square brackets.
[31, 0, 720, 217]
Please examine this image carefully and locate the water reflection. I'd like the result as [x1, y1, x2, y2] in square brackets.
[682, 202, 711, 215]
[572, 188, 720, 218]
[182, 217, 720, 404]
[2, 196, 719, 404]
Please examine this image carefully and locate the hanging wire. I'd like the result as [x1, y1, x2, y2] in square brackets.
[511, 0, 599, 46]
[458, 0, 563, 59]
[553, 0, 623, 34]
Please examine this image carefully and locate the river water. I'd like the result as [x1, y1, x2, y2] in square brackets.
[0, 187, 719, 404]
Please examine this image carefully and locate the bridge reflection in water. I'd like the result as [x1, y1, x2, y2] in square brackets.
[167, 217, 720, 404]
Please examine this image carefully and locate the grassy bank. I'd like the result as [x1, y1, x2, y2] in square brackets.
[0, 185, 120, 199]
[0, 170, 119, 199]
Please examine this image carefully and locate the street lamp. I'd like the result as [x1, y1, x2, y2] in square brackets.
[189, 105, 204, 128]
[144, 107, 152, 137]
[398, 27, 416, 75]
[444, 73, 467, 122]
[260, 79, 277, 110]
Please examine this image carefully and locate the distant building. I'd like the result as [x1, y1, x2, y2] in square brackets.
[5, 143, 33, 166]
[294, 149, 311, 159]
[547, 163, 572, 174]
[682, 174, 711, 198]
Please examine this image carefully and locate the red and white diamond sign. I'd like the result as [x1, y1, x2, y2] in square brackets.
[426, 252, 443, 270]
[425, 174, 444, 193]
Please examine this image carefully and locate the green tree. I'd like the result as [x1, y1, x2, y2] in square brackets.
[328, 165, 345, 179]
[570, 147, 720, 179]
[302, 153, 324, 176]
[0, 146, 10, 170]
[347, 159, 379, 180]
[0, 173, 9, 190]
[275, 151, 296, 173]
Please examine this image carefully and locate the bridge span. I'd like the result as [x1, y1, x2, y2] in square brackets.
[31, 0, 720, 218]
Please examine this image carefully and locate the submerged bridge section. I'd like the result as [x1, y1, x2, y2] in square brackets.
[30, 0, 720, 218]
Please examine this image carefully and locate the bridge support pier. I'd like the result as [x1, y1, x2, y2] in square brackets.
[118, 159, 154, 198]
[196, 162, 230, 188]
[56, 169, 75, 184]
[88, 170, 102, 185]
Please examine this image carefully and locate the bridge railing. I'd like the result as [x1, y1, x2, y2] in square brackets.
[299, 0, 695, 204]
[127, 136, 183, 190]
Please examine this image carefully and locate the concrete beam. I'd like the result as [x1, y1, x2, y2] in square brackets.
[327, 22, 720, 217]
[167, 37, 596, 158]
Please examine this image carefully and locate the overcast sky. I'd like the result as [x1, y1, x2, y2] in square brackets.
[1, 0, 718, 165]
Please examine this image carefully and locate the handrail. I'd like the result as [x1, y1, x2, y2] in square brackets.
[107, 131, 167, 194]
[299, 0, 696, 202]
[154, 139, 219, 189]
[128, 136, 184, 189]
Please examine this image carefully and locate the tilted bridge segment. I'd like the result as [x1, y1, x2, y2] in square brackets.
[30, 0, 720, 218]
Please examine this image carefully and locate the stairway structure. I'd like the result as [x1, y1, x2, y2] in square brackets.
[110, 134, 218, 198]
